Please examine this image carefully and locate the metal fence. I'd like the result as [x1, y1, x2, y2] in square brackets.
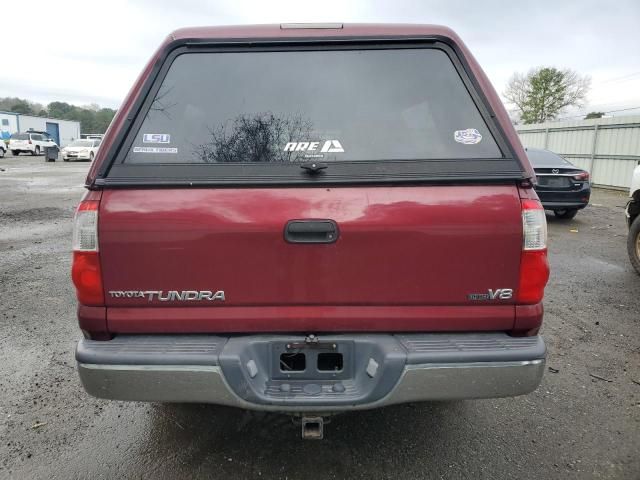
[516, 115, 640, 190]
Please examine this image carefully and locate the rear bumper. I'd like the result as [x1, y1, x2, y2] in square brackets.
[76, 333, 546, 412]
[540, 200, 589, 210]
[9, 145, 33, 152]
[536, 186, 591, 210]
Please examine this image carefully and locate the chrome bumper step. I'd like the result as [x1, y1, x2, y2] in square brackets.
[77, 333, 546, 412]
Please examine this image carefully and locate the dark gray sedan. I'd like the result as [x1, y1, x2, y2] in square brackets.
[526, 148, 591, 219]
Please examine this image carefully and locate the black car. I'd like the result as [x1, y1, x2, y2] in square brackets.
[526, 148, 591, 219]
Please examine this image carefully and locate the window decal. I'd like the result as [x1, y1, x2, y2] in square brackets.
[454, 128, 483, 145]
[143, 134, 171, 144]
[133, 147, 178, 154]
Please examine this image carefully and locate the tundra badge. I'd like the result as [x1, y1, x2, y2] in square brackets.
[108, 290, 225, 301]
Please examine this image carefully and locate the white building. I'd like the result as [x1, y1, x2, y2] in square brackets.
[0, 111, 81, 147]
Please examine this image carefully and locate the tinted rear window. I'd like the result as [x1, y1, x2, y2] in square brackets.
[11, 133, 29, 140]
[527, 149, 573, 167]
[124, 48, 502, 165]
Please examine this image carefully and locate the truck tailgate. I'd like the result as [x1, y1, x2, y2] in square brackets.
[99, 185, 522, 332]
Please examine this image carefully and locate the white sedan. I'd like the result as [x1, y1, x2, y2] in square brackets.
[62, 139, 101, 162]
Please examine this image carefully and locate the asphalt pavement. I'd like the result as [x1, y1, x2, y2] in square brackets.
[0, 153, 638, 479]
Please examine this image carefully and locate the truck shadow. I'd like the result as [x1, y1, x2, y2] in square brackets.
[138, 401, 470, 477]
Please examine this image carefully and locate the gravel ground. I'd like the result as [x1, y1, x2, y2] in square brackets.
[0, 153, 638, 480]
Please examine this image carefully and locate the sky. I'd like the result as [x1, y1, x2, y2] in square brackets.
[3, 0, 640, 119]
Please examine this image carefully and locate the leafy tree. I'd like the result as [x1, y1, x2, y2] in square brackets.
[0, 97, 116, 134]
[47, 101, 74, 119]
[585, 111, 604, 119]
[10, 99, 34, 115]
[94, 108, 117, 133]
[46, 101, 115, 133]
[0, 97, 37, 114]
[504, 67, 590, 124]
[74, 109, 97, 133]
[0, 97, 17, 111]
[83, 103, 101, 112]
[31, 102, 45, 114]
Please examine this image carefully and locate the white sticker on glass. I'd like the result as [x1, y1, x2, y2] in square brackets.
[143, 134, 171, 144]
[133, 147, 178, 154]
[454, 129, 482, 145]
[283, 140, 344, 153]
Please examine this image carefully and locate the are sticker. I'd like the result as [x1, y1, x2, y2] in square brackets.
[283, 140, 344, 153]
[133, 147, 178, 154]
[454, 128, 482, 145]
[143, 133, 171, 144]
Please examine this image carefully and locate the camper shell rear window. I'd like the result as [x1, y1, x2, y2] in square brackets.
[101, 40, 525, 186]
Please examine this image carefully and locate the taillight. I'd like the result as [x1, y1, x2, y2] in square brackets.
[71, 200, 104, 305]
[28, 139, 32, 144]
[573, 171, 590, 181]
[518, 199, 550, 304]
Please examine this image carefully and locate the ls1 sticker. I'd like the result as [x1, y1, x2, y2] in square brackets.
[454, 128, 483, 145]
[143, 133, 171, 143]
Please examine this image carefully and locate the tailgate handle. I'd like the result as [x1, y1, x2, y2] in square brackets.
[284, 220, 339, 244]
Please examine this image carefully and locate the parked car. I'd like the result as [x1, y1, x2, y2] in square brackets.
[526, 147, 591, 219]
[61, 139, 101, 162]
[0, 141, 6, 157]
[8, 132, 58, 156]
[626, 162, 640, 274]
[72, 24, 550, 439]
[25, 130, 56, 142]
[81, 134, 105, 140]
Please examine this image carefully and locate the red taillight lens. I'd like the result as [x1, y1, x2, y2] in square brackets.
[71, 200, 104, 305]
[518, 250, 550, 304]
[28, 140, 32, 144]
[72, 251, 104, 305]
[573, 171, 589, 181]
[518, 199, 550, 304]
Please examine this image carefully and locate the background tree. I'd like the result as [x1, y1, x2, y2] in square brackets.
[8, 99, 34, 115]
[46, 101, 74, 119]
[93, 108, 117, 133]
[585, 111, 604, 119]
[0, 97, 116, 134]
[0, 97, 44, 114]
[503, 67, 590, 124]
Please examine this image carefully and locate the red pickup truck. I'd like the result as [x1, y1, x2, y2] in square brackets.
[72, 23, 549, 439]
